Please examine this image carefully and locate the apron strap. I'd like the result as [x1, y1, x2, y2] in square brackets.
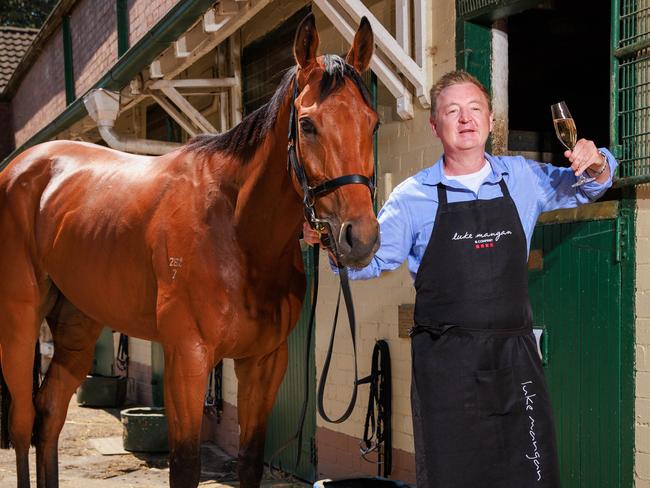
[409, 323, 459, 339]
[498, 178, 510, 197]
[436, 183, 448, 206]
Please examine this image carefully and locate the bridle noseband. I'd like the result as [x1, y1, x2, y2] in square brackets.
[286, 80, 375, 258]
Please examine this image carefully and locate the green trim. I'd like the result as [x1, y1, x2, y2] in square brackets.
[117, 0, 129, 58]
[62, 16, 75, 105]
[455, 19, 492, 150]
[614, 0, 635, 484]
[456, 0, 549, 25]
[611, 0, 619, 154]
[1, 0, 216, 172]
[455, 20, 492, 92]
[619, 186, 636, 488]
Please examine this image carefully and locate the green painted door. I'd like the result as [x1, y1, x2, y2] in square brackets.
[264, 243, 316, 482]
[528, 203, 634, 487]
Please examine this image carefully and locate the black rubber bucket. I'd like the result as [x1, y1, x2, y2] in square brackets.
[314, 478, 412, 487]
[121, 407, 169, 452]
[76, 374, 127, 407]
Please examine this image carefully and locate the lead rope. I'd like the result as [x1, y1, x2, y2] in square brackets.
[269, 244, 321, 478]
[270, 75, 372, 479]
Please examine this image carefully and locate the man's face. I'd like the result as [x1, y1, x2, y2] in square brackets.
[430, 82, 493, 153]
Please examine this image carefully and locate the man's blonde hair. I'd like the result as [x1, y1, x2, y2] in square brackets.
[429, 70, 492, 119]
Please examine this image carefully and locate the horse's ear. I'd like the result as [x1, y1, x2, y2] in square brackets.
[294, 13, 319, 71]
[346, 16, 374, 73]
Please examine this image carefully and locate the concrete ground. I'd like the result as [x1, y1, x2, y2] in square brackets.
[0, 395, 309, 488]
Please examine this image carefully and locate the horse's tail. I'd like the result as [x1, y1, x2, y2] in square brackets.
[0, 356, 11, 449]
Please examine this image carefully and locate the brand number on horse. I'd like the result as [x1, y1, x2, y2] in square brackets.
[169, 257, 183, 280]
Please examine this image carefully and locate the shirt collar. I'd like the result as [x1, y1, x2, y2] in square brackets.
[421, 153, 509, 187]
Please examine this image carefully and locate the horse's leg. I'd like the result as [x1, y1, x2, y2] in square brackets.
[163, 340, 212, 488]
[34, 299, 103, 488]
[234, 342, 289, 488]
[0, 303, 40, 488]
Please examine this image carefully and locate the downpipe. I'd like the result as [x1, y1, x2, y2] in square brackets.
[83, 88, 181, 155]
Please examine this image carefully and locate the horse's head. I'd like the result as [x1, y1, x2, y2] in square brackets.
[290, 14, 380, 269]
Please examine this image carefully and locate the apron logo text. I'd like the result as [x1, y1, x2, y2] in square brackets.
[452, 230, 513, 249]
[522, 380, 542, 481]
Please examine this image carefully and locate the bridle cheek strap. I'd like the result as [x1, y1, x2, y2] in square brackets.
[286, 79, 375, 250]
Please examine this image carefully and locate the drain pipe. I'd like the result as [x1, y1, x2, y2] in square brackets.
[83, 89, 181, 155]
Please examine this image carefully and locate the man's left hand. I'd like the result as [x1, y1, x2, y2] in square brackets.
[564, 139, 607, 179]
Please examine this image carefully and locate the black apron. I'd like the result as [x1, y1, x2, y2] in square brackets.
[410, 179, 560, 488]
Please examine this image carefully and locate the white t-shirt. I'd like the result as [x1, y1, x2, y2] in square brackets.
[444, 160, 491, 194]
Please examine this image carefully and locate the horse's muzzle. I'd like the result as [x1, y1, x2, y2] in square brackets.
[335, 217, 380, 268]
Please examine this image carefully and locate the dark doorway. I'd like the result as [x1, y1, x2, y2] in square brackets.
[508, 1, 611, 164]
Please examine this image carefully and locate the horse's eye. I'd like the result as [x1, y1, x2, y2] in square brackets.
[300, 118, 317, 135]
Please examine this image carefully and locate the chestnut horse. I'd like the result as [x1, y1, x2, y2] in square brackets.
[0, 14, 379, 488]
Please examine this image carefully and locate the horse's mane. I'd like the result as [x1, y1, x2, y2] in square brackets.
[184, 55, 373, 163]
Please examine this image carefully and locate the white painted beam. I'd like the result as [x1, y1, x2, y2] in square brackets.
[203, 8, 233, 32]
[229, 32, 243, 126]
[174, 36, 191, 58]
[414, 0, 427, 68]
[149, 93, 201, 137]
[396, 0, 410, 55]
[158, 85, 217, 134]
[149, 60, 163, 79]
[313, 0, 414, 119]
[335, 0, 430, 108]
[152, 0, 271, 82]
[219, 92, 228, 132]
[151, 78, 239, 90]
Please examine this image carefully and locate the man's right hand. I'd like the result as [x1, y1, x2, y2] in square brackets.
[302, 221, 323, 246]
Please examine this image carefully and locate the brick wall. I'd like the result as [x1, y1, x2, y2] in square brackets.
[69, 0, 118, 98]
[126, 337, 153, 405]
[11, 28, 66, 148]
[316, 427, 416, 483]
[637, 185, 650, 486]
[127, 0, 178, 48]
[0, 102, 13, 160]
[10, 0, 179, 148]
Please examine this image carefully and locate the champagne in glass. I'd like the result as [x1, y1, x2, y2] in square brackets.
[550, 101, 594, 187]
[553, 117, 577, 151]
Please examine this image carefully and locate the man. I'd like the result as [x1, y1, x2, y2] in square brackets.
[304, 70, 616, 487]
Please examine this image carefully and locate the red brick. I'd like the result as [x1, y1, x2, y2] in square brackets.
[315, 427, 416, 484]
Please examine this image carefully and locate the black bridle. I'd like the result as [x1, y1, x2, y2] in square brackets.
[286, 80, 375, 254]
[271, 77, 379, 476]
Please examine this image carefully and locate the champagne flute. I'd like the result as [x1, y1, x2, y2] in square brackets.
[551, 101, 595, 187]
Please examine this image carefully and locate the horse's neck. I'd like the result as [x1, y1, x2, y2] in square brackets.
[231, 99, 304, 263]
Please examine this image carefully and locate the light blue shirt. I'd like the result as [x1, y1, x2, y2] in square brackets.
[349, 150, 618, 281]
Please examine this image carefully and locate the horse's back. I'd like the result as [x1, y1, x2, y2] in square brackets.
[0, 141, 198, 333]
